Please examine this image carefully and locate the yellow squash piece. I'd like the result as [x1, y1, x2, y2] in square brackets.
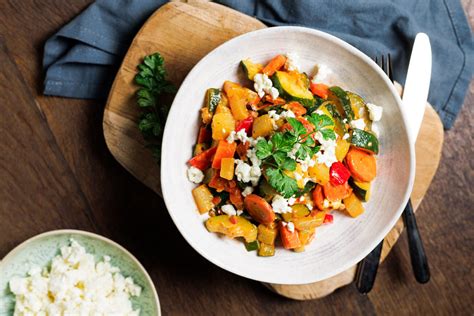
[258, 242, 275, 257]
[223, 81, 255, 120]
[343, 193, 365, 218]
[205, 215, 258, 243]
[335, 138, 351, 161]
[192, 184, 214, 214]
[211, 112, 235, 140]
[308, 161, 330, 185]
[257, 224, 278, 245]
[220, 157, 235, 180]
[252, 114, 274, 138]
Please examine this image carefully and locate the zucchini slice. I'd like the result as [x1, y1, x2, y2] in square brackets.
[319, 101, 347, 136]
[206, 88, 221, 113]
[240, 59, 263, 80]
[350, 179, 371, 202]
[351, 128, 379, 154]
[348, 92, 371, 127]
[329, 86, 354, 121]
[272, 71, 315, 107]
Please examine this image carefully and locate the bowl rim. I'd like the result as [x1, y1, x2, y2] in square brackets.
[161, 25, 415, 284]
[0, 229, 161, 314]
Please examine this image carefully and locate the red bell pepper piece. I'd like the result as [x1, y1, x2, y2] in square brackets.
[323, 213, 334, 224]
[236, 116, 254, 135]
[310, 83, 329, 99]
[188, 146, 217, 170]
[329, 161, 351, 185]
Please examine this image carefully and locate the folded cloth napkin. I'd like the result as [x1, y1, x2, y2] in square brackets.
[43, 0, 473, 129]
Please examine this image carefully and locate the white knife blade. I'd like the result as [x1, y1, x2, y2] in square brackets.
[402, 33, 432, 144]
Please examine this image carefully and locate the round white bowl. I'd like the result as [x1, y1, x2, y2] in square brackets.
[161, 26, 414, 285]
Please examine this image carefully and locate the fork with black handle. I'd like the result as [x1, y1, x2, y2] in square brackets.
[355, 54, 430, 294]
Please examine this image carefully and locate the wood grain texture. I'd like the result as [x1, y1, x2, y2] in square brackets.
[0, 0, 472, 314]
[104, 1, 444, 300]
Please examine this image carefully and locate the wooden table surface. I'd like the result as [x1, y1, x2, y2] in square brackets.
[1, 1, 472, 315]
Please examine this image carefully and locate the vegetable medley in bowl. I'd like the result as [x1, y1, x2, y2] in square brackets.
[186, 53, 383, 257]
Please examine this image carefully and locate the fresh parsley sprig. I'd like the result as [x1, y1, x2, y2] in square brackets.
[135, 53, 176, 162]
[255, 114, 336, 198]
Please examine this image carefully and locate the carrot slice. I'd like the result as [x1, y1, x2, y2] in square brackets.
[262, 55, 287, 76]
[244, 194, 276, 225]
[346, 148, 377, 182]
[310, 83, 329, 99]
[280, 224, 301, 249]
[286, 102, 307, 116]
[323, 181, 352, 202]
[312, 185, 326, 211]
[188, 146, 217, 170]
[212, 140, 237, 169]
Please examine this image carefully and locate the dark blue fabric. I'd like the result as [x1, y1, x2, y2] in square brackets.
[43, 0, 473, 128]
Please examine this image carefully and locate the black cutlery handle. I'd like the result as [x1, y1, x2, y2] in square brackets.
[403, 200, 430, 283]
[355, 240, 384, 294]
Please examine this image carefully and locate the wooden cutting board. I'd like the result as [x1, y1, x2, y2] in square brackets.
[103, 0, 444, 300]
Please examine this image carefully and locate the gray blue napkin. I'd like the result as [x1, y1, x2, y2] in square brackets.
[43, 0, 473, 129]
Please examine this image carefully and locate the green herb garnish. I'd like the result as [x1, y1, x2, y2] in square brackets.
[255, 114, 336, 198]
[135, 53, 176, 162]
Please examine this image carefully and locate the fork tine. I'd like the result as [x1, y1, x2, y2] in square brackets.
[388, 53, 394, 82]
[381, 55, 386, 75]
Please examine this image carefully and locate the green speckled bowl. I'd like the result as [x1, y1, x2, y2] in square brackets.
[0, 230, 160, 315]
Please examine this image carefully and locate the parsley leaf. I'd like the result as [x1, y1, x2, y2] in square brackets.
[287, 117, 307, 137]
[135, 53, 176, 162]
[305, 113, 336, 141]
[255, 139, 273, 160]
[266, 168, 298, 198]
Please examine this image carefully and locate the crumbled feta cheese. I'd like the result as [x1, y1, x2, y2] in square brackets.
[297, 155, 316, 172]
[221, 204, 237, 216]
[287, 142, 301, 159]
[288, 197, 296, 206]
[226, 131, 236, 143]
[268, 110, 280, 121]
[350, 118, 366, 130]
[254, 73, 279, 99]
[366, 103, 383, 121]
[271, 119, 279, 130]
[281, 221, 287, 227]
[227, 129, 251, 144]
[236, 210, 243, 216]
[285, 52, 300, 71]
[315, 131, 338, 167]
[187, 166, 204, 184]
[343, 118, 348, 124]
[269, 87, 279, 100]
[242, 186, 254, 197]
[323, 199, 343, 209]
[305, 201, 314, 210]
[312, 64, 332, 83]
[287, 222, 295, 233]
[235, 159, 261, 186]
[271, 195, 293, 214]
[315, 109, 325, 115]
[371, 124, 380, 137]
[280, 110, 296, 119]
[9, 240, 141, 315]
[342, 133, 350, 140]
[294, 171, 303, 181]
[246, 147, 261, 166]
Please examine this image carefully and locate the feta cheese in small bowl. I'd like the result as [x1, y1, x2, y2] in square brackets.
[0, 230, 160, 316]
